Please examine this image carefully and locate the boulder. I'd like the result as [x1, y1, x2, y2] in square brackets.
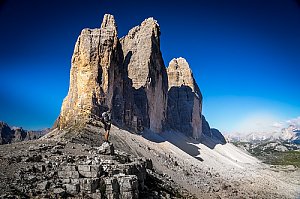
[97, 142, 115, 155]
[105, 174, 139, 199]
[79, 178, 100, 193]
[37, 181, 50, 190]
[64, 183, 80, 194]
[53, 188, 66, 196]
[78, 165, 101, 178]
[117, 174, 139, 199]
[105, 177, 120, 198]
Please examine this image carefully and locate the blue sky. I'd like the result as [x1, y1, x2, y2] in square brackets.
[0, 0, 300, 133]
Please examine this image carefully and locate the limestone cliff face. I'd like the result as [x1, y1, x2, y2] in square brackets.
[166, 58, 203, 139]
[120, 18, 168, 133]
[58, 14, 121, 129]
[11, 128, 27, 143]
[57, 14, 213, 139]
[57, 15, 167, 132]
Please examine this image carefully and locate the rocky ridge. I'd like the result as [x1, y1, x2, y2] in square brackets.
[0, 135, 195, 198]
[0, 122, 48, 144]
[43, 124, 300, 199]
[226, 125, 300, 144]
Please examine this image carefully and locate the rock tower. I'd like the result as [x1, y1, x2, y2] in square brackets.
[167, 58, 202, 139]
[56, 14, 205, 139]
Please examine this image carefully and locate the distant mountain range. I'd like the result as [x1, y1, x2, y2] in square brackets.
[226, 125, 300, 144]
[0, 121, 50, 144]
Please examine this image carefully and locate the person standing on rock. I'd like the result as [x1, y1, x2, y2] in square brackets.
[101, 109, 112, 142]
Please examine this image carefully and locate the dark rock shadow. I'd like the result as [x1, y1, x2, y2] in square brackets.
[166, 85, 226, 150]
[167, 85, 196, 138]
[108, 49, 226, 160]
[201, 115, 226, 149]
[113, 50, 150, 133]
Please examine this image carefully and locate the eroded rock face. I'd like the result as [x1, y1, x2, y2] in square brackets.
[0, 122, 12, 144]
[211, 128, 226, 144]
[120, 18, 168, 133]
[202, 115, 212, 137]
[11, 128, 27, 143]
[58, 14, 122, 129]
[0, 122, 46, 144]
[57, 15, 168, 133]
[166, 58, 203, 139]
[56, 14, 214, 139]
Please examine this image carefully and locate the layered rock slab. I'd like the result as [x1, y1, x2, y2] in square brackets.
[166, 58, 203, 139]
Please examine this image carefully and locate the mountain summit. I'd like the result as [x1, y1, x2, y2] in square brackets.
[55, 14, 214, 141]
[47, 15, 299, 198]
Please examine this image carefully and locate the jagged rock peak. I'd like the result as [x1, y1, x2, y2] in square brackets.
[122, 17, 160, 45]
[166, 57, 202, 139]
[167, 57, 201, 97]
[0, 122, 45, 144]
[120, 16, 167, 133]
[169, 57, 190, 70]
[121, 17, 163, 89]
[141, 17, 159, 26]
[57, 14, 120, 129]
[140, 17, 160, 38]
[101, 14, 117, 29]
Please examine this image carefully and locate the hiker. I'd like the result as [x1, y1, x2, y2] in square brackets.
[101, 109, 112, 142]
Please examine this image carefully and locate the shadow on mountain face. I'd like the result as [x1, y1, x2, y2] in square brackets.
[167, 85, 199, 138]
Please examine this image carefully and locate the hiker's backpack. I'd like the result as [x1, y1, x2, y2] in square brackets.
[102, 112, 111, 123]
